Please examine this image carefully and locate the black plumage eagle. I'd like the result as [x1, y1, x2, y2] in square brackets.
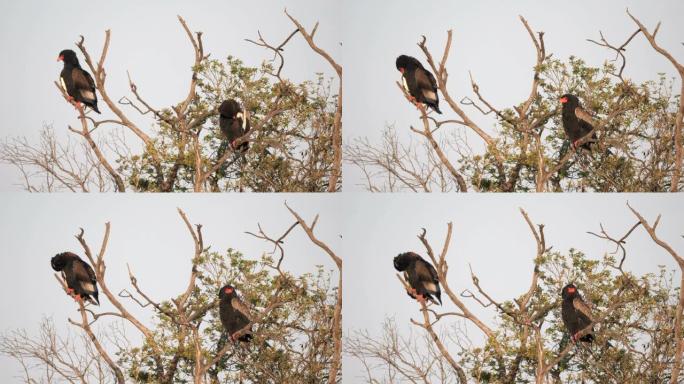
[561, 283, 594, 343]
[219, 99, 250, 152]
[393, 252, 442, 305]
[51, 252, 100, 305]
[396, 55, 442, 114]
[218, 284, 253, 342]
[57, 49, 100, 114]
[560, 94, 597, 150]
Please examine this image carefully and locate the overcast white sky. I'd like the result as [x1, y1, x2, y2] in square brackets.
[342, 0, 684, 191]
[342, 194, 683, 381]
[0, 194, 341, 382]
[0, 0, 340, 190]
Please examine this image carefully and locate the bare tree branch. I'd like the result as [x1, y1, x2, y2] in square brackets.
[285, 9, 342, 192]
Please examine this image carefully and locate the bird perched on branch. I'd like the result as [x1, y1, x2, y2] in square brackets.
[51, 252, 100, 305]
[393, 252, 442, 305]
[219, 284, 253, 342]
[561, 283, 594, 343]
[560, 94, 597, 151]
[219, 99, 250, 152]
[57, 49, 100, 114]
[395, 55, 442, 114]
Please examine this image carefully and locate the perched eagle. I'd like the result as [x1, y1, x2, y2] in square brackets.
[393, 252, 442, 305]
[218, 284, 253, 342]
[58, 49, 100, 113]
[51, 252, 99, 305]
[396, 55, 442, 114]
[561, 283, 594, 343]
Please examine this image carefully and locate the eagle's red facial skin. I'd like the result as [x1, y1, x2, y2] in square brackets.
[567, 287, 576, 294]
[224, 287, 233, 294]
[399, 68, 405, 74]
[560, 97, 568, 104]
[57, 55, 64, 62]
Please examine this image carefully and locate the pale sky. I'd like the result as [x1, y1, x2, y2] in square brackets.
[342, 194, 684, 381]
[0, 194, 341, 382]
[0, 0, 340, 190]
[342, 0, 684, 191]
